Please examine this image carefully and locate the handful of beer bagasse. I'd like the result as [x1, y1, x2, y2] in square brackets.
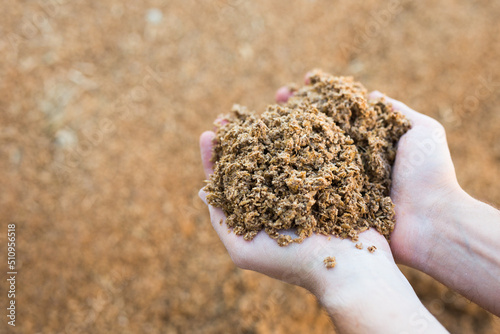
[204, 71, 410, 246]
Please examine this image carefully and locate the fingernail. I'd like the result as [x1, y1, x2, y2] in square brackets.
[304, 71, 313, 85]
[275, 86, 294, 104]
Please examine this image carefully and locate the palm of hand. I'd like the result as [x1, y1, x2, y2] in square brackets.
[199, 89, 452, 289]
[374, 92, 459, 265]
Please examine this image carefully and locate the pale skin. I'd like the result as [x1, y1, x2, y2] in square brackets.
[199, 77, 500, 333]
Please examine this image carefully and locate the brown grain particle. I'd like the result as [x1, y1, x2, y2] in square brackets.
[323, 256, 336, 269]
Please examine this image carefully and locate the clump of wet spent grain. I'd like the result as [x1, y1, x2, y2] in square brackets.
[323, 256, 337, 269]
[205, 71, 410, 246]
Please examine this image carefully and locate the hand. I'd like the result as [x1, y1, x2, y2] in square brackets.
[367, 91, 462, 267]
[199, 130, 393, 296]
[198, 86, 447, 332]
[373, 92, 500, 316]
[199, 86, 393, 293]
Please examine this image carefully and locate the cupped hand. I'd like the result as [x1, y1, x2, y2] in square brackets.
[198, 88, 401, 297]
[368, 92, 462, 267]
[198, 79, 452, 333]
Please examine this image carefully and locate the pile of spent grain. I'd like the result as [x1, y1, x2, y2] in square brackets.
[205, 71, 410, 246]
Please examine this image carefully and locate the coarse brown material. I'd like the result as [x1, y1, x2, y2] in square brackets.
[323, 256, 337, 269]
[205, 71, 411, 245]
[205, 71, 410, 245]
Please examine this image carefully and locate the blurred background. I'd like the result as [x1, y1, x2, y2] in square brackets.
[1, 0, 499, 333]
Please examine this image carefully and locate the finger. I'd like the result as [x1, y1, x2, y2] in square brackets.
[304, 71, 314, 85]
[198, 189, 227, 234]
[368, 91, 432, 125]
[214, 116, 229, 128]
[198, 189, 225, 226]
[198, 188, 239, 248]
[199, 189, 281, 259]
[200, 131, 216, 178]
[275, 86, 295, 104]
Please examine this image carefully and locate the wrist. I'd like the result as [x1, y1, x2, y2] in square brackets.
[316, 247, 445, 333]
[411, 188, 500, 315]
